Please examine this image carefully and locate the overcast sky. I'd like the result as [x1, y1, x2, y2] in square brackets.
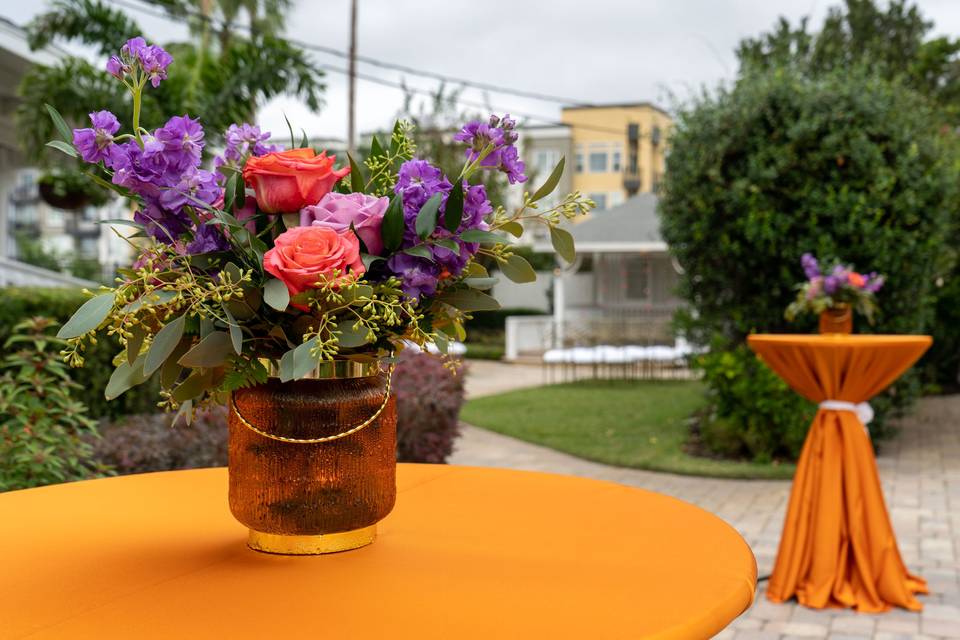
[5, 0, 960, 141]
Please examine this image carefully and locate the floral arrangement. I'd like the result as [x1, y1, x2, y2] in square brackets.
[52, 37, 592, 421]
[785, 253, 884, 322]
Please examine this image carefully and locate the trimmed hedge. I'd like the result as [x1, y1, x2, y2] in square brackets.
[0, 288, 159, 419]
[659, 67, 958, 459]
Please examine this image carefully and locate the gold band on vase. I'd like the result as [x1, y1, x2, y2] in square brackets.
[247, 525, 377, 555]
[258, 358, 383, 380]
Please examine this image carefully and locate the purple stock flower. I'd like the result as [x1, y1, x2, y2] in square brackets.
[499, 145, 527, 184]
[158, 168, 221, 210]
[213, 123, 280, 179]
[155, 115, 205, 170]
[185, 223, 229, 255]
[395, 159, 452, 218]
[134, 203, 191, 243]
[800, 253, 820, 279]
[823, 275, 841, 295]
[386, 253, 440, 300]
[454, 114, 526, 182]
[864, 273, 885, 293]
[72, 110, 121, 163]
[112, 37, 172, 87]
[138, 44, 173, 87]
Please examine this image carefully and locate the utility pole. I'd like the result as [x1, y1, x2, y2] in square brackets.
[347, 0, 357, 156]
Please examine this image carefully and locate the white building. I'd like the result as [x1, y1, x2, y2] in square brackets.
[0, 18, 133, 285]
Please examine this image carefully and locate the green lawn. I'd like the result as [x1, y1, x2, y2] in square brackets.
[461, 380, 796, 480]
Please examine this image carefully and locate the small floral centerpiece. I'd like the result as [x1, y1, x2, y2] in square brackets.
[51, 37, 591, 554]
[785, 253, 884, 334]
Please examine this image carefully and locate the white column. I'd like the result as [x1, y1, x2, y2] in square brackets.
[553, 267, 565, 348]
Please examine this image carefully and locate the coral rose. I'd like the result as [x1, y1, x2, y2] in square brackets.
[243, 148, 350, 214]
[263, 226, 365, 297]
[301, 192, 389, 256]
[848, 272, 866, 288]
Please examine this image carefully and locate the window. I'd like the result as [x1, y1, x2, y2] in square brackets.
[575, 145, 584, 173]
[625, 257, 651, 300]
[612, 150, 622, 172]
[588, 192, 607, 210]
[533, 148, 562, 174]
[589, 151, 608, 173]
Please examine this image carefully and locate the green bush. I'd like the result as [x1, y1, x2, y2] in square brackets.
[0, 318, 111, 491]
[660, 66, 958, 459]
[0, 288, 158, 419]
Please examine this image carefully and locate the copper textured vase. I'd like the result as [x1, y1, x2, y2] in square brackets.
[228, 361, 396, 555]
[819, 304, 853, 334]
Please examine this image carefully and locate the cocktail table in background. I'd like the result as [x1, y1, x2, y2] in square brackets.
[0, 464, 756, 639]
[748, 334, 932, 612]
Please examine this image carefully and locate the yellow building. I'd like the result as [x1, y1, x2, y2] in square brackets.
[561, 103, 671, 210]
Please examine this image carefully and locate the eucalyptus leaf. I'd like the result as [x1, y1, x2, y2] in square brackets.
[178, 332, 233, 368]
[264, 278, 290, 311]
[160, 339, 192, 388]
[361, 253, 385, 270]
[46, 140, 77, 158]
[415, 193, 443, 240]
[45, 103, 73, 142]
[500, 254, 538, 283]
[144, 315, 186, 376]
[434, 238, 460, 255]
[336, 322, 371, 348]
[280, 338, 320, 382]
[438, 288, 501, 312]
[501, 221, 524, 238]
[105, 354, 148, 400]
[531, 157, 566, 202]
[172, 368, 214, 403]
[433, 331, 449, 354]
[464, 277, 498, 290]
[460, 229, 508, 245]
[172, 399, 193, 427]
[444, 181, 464, 232]
[403, 245, 435, 261]
[465, 262, 489, 278]
[382, 195, 404, 252]
[57, 293, 114, 339]
[549, 226, 576, 263]
[126, 324, 147, 366]
[222, 305, 243, 355]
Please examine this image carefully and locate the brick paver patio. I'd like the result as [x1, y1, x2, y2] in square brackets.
[453, 363, 960, 639]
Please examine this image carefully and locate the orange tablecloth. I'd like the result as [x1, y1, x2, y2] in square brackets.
[0, 465, 756, 639]
[748, 334, 932, 613]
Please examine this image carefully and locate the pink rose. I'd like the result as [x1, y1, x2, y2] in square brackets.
[300, 192, 389, 256]
[263, 226, 365, 297]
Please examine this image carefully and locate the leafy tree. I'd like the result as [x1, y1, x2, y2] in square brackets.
[659, 66, 958, 457]
[16, 0, 324, 165]
[737, 0, 960, 123]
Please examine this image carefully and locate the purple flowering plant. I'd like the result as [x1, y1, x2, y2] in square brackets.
[785, 253, 884, 323]
[51, 37, 592, 418]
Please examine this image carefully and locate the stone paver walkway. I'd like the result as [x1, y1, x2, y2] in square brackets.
[452, 361, 960, 639]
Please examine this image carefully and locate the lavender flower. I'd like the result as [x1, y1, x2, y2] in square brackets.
[823, 275, 841, 295]
[395, 159, 452, 220]
[800, 253, 819, 279]
[864, 273, 885, 293]
[134, 203, 191, 243]
[454, 121, 505, 165]
[110, 37, 172, 87]
[138, 44, 173, 87]
[454, 114, 527, 183]
[159, 168, 220, 211]
[106, 55, 130, 79]
[72, 111, 120, 163]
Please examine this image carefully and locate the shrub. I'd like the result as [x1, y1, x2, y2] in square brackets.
[0, 287, 158, 419]
[0, 317, 111, 491]
[660, 67, 958, 459]
[92, 408, 228, 475]
[393, 351, 466, 463]
[88, 352, 467, 474]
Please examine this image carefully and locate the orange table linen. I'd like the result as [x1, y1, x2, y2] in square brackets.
[748, 334, 932, 613]
[0, 465, 757, 639]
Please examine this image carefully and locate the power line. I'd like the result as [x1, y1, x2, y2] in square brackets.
[104, 0, 594, 107]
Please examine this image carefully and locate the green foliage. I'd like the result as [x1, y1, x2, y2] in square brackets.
[0, 317, 112, 491]
[696, 346, 813, 462]
[0, 288, 158, 419]
[736, 0, 960, 123]
[393, 351, 465, 463]
[659, 66, 958, 457]
[14, 233, 61, 272]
